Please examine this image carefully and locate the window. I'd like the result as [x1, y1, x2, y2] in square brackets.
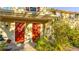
[26, 7, 40, 13]
[30, 7, 36, 11]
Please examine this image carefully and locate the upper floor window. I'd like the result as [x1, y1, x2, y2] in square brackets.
[26, 7, 40, 12]
[30, 7, 36, 11]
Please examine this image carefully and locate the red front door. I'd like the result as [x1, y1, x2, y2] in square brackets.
[15, 22, 25, 43]
[32, 23, 41, 42]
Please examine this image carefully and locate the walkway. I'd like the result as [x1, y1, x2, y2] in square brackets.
[22, 43, 36, 51]
[71, 47, 79, 51]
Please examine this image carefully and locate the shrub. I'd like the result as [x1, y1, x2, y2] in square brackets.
[67, 29, 79, 47]
[52, 20, 72, 50]
[35, 37, 54, 51]
[0, 41, 7, 51]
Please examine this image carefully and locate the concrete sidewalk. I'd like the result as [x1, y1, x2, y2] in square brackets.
[71, 47, 79, 51]
[22, 43, 36, 51]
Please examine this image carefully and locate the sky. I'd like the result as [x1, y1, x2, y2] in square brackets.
[52, 7, 79, 12]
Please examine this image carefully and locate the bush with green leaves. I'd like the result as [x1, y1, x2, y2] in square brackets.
[35, 36, 54, 51]
[52, 20, 73, 50]
[0, 41, 7, 51]
[67, 29, 79, 48]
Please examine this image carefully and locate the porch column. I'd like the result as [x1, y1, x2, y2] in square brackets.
[25, 22, 28, 42]
[43, 23, 45, 37]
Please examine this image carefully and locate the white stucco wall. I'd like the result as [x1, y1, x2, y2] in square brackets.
[0, 22, 15, 42]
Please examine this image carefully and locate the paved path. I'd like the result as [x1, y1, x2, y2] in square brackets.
[71, 47, 79, 51]
[22, 43, 36, 51]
